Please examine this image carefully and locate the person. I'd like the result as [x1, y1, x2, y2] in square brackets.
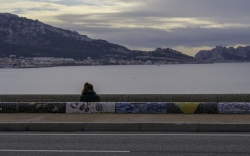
[80, 82, 100, 102]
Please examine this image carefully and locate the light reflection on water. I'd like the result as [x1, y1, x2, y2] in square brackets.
[0, 63, 250, 94]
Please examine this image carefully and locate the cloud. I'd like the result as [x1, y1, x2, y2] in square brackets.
[28, 8, 58, 12]
[62, 25, 250, 47]
[1, 0, 250, 56]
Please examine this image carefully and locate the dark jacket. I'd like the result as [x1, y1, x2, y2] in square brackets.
[80, 91, 100, 102]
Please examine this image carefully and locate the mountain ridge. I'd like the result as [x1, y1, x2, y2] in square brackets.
[195, 46, 250, 62]
[0, 13, 198, 63]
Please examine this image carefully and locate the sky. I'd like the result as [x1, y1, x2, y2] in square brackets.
[1, 0, 250, 56]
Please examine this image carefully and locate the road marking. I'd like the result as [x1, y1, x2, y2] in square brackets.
[0, 133, 250, 137]
[0, 150, 130, 153]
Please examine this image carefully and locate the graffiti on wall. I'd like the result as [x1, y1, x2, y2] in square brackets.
[218, 102, 250, 114]
[167, 102, 217, 114]
[0, 103, 18, 113]
[116, 102, 167, 114]
[66, 102, 116, 113]
[1, 102, 248, 114]
[17, 102, 66, 113]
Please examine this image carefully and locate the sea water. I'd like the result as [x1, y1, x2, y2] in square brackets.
[0, 63, 249, 94]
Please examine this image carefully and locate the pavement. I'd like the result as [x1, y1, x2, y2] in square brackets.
[1, 132, 250, 156]
[1, 114, 250, 132]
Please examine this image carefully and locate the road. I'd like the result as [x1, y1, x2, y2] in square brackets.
[0, 132, 250, 156]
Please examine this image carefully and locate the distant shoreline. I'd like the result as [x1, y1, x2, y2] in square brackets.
[0, 63, 214, 69]
[2, 62, 250, 69]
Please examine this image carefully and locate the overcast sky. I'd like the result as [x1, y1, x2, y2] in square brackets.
[1, 0, 250, 56]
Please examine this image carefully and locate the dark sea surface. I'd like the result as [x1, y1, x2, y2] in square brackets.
[1, 63, 250, 94]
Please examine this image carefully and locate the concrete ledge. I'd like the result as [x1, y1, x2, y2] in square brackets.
[141, 123, 199, 132]
[41, 95, 80, 102]
[28, 123, 84, 131]
[172, 94, 217, 102]
[128, 94, 172, 102]
[218, 94, 250, 102]
[99, 94, 128, 102]
[199, 123, 250, 132]
[1, 94, 250, 102]
[0, 95, 42, 102]
[84, 123, 141, 131]
[0, 123, 28, 131]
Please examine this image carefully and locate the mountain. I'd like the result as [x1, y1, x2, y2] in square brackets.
[0, 13, 132, 59]
[0, 13, 198, 63]
[195, 46, 250, 62]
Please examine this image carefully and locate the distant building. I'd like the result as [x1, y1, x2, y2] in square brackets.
[9, 55, 17, 58]
[33, 57, 54, 61]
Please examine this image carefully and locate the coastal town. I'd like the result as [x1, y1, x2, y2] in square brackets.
[0, 47, 201, 68]
[0, 55, 185, 68]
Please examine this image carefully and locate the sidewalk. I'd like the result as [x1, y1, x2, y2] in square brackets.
[1, 114, 250, 132]
[1, 113, 250, 123]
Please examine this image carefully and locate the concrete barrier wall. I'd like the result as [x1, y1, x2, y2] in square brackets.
[167, 102, 218, 114]
[218, 102, 250, 114]
[0, 94, 250, 102]
[0, 102, 66, 113]
[116, 102, 167, 114]
[1, 102, 250, 114]
[115, 102, 218, 114]
[66, 102, 115, 113]
[2, 122, 250, 131]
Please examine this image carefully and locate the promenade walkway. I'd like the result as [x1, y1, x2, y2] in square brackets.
[1, 114, 250, 131]
[1, 114, 250, 123]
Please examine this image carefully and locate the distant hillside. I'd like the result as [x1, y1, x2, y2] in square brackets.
[0, 13, 133, 59]
[195, 46, 250, 62]
[0, 13, 199, 63]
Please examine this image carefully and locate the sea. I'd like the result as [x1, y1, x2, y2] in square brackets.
[0, 63, 250, 94]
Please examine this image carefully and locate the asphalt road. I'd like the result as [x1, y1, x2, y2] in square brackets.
[0, 132, 250, 156]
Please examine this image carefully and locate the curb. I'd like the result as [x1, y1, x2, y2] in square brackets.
[199, 123, 250, 132]
[1, 122, 250, 132]
[141, 123, 199, 132]
[84, 123, 140, 131]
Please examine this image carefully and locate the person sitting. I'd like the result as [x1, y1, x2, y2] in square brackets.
[80, 82, 100, 102]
